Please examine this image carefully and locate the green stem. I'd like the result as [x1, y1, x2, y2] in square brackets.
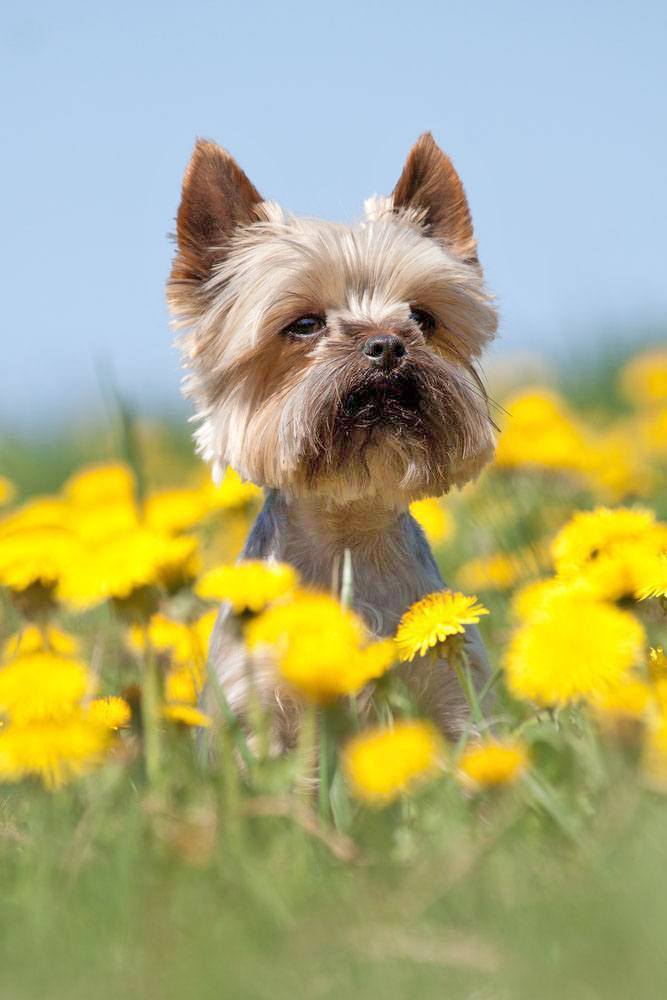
[318, 709, 330, 822]
[453, 646, 484, 728]
[142, 639, 162, 786]
[297, 703, 317, 801]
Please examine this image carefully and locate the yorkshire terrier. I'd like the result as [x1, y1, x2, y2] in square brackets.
[167, 133, 497, 742]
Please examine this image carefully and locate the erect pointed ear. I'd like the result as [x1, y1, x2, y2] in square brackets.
[170, 139, 263, 288]
[392, 133, 477, 262]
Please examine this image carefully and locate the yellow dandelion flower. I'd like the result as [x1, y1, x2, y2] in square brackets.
[129, 610, 215, 669]
[409, 498, 455, 546]
[203, 466, 262, 510]
[589, 678, 653, 722]
[343, 720, 444, 805]
[394, 591, 489, 662]
[458, 740, 528, 788]
[87, 696, 132, 729]
[510, 576, 598, 623]
[1, 624, 80, 659]
[72, 500, 140, 541]
[195, 560, 298, 614]
[620, 348, 667, 409]
[551, 506, 666, 601]
[0, 476, 16, 507]
[144, 487, 209, 535]
[505, 593, 645, 707]
[0, 651, 93, 724]
[457, 552, 520, 593]
[246, 591, 388, 701]
[586, 425, 653, 501]
[162, 704, 212, 728]
[165, 666, 200, 705]
[495, 388, 591, 475]
[0, 496, 69, 536]
[0, 526, 79, 593]
[0, 713, 109, 789]
[637, 406, 667, 458]
[636, 554, 667, 600]
[63, 461, 136, 508]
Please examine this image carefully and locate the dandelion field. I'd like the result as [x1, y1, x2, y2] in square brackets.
[1, 344, 666, 1000]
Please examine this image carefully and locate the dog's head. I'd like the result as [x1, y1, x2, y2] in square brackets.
[167, 134, 498, 506]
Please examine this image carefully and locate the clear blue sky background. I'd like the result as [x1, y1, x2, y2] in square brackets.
[2, 0, 666, 429]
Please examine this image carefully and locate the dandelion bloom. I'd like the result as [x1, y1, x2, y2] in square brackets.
[0, 651, 93, 725]
[246, 591, 393, 701]
[551, 506, 666, 602]
[0, 526, 78, 593]
[144, 487, 209, 535]
[494, 388, 591, 475]
[62, 462, 136, 508]
[204, 466, 262, 510]
[195, 561, 298, 614]
[590, 679, 653, 724]
[458, 740, 528, 788]
[505, 593, 645, 707]
[343, 720, 444, 805]
[129, 610, 215, 666]
[620, 348, 667, 408]
[1, 624, 80, 659]
[87, 696, 132, 730]
[162, 704, 211, 728]
[394, 591, 489, 662]
[409, 498, 454, 546]
[636, 554, 667, 600]
[0, 714, 109, 790]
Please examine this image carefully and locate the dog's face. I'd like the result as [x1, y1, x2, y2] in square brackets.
[167, 134, 497, 506]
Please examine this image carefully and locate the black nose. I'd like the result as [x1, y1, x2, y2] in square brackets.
[362, 334, 406, 370]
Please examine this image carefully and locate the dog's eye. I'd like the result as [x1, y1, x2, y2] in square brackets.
[409, 308, 436, 334]
[283, 315, 325, 337]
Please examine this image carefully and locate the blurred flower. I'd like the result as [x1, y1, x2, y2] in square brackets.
[395, 591, 488, 662]
[551, 506, 667, 601]
[129, 610, 215, 668]
[0, 714, 109, 790]
[0, 651, 93, 724]
[0, 526, 78, 594]
[649, 647, 667, 681]
[409, 498, 454, 546]
[343, 720, 444, 805]
[62, 462, 136, 508]
[246, 591, 391, 701]
[505, 592, 645, 707]
[620, 348, 667, 408]
[195, 560, 297, 614]
[636, 406, 667, 458]
[0, 476, 16, 507]
[144, 487, 209, 535]
[58, 529, 200, 608]
[589, 678, 653, 723]
[458, 739, 528, 788]
[636, 554, 667, 600]
[87, 696, 132, 730]
[162, 704, 211, 728]
[0, 496, 69, 534]
[204, 466, 262, 510]
[495, 388, 591, 475]
[457, 552, 521, 592]
[1, 624, 80, 659]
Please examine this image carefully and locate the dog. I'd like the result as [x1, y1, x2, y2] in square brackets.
[167, 133, 498, 742]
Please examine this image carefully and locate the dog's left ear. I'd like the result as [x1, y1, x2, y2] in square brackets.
[392, 133, 477, 262]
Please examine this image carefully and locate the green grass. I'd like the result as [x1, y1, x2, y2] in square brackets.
[1, 350, 666, 1000]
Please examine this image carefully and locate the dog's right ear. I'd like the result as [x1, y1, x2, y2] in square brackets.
[169, 139, 263, 294]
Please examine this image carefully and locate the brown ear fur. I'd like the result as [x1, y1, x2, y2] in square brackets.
[170, 139, 263, 288]
[392, 133, 477, 262]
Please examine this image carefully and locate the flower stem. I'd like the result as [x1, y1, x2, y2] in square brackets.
[141, 638, 162, 787]
[319, 709, 330, 822]
[453, 646, 484, 728]
[297, 703, 317, 801]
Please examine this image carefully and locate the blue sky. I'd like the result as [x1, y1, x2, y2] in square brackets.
[2, 0, 666, 428]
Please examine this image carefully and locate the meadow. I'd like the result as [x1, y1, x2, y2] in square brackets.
[0, 341, 666, 1000]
